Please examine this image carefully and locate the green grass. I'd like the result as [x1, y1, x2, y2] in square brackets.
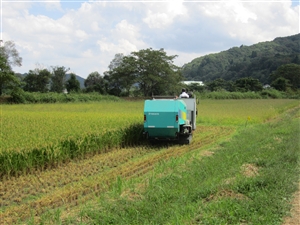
[62, 104, 299, 224]
[197, 99, 299, 125]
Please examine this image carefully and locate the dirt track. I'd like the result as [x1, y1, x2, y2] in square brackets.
[282, 183, 300, 225]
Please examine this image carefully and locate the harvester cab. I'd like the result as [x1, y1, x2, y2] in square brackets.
[143, 96, 197, 144]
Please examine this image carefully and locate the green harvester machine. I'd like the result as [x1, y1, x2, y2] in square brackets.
[143, 96, 197, 144]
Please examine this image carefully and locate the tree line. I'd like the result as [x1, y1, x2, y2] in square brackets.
[0, 40, 299, 101]
[185, 64, 300, 94]
[0, 42, 183, 97]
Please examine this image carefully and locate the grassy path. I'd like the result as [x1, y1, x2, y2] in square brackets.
[63, 105, 299, 225]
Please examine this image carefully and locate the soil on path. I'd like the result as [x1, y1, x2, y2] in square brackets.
[282, 183, 300, 225]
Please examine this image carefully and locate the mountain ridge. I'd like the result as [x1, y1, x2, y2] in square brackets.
[182, 33, 300, 84]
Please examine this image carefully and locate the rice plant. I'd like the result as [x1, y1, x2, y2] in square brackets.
[0, 102, 144, 177]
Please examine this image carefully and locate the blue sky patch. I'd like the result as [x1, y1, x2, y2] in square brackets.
[28, 3, 63, 19]
[28, 1, 84, 20]
[61, 1, 83, 11]
[291, 0, 299, 7]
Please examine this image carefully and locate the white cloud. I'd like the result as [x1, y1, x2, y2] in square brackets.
[75, 29, 88, 41]
[143, 11, 170, 29]
[38, 43, 54, 50]
[82, 49, 93, 58]
[97, 39, 115, 52]
[58, 14, 74, 27]
[91, 21, 100, 32]
[79, 2, 93, 13]
[167, 49, 206, 68]
[2, 0, 299, 78]
[2, 2, 31, 18]
[97, 20, 146, 55]
[200, 1, 257, 23]
[196, 1, 299, 43]
[114, 20, 140, 40]
[43, 1, 63, 12]
[97, 38, 138, 54]
[143, 1, 187, 28]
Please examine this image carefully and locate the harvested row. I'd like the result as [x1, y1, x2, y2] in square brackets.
[0, 147, 147, 207]
[0, 126, 236, 224]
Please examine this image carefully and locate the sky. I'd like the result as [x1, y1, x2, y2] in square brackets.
[1, 0, 299, 79]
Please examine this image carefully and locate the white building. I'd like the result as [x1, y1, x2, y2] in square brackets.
[181, 81, 204, 86]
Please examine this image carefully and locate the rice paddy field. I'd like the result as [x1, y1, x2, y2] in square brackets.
[0, 99, 299, 224]
[1, 102, 142, 151]
[1, 99, 297, 151]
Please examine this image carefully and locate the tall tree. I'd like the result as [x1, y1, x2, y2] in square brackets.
[23, 71, 37, 92]
[132, 48, 182, 96]
[271, 77, 291, 91]
[103, 71, 122, 96]
[0, 54, 19, 95]
[0, 41, 22, 69]
[37, 69, 51, 92]
[235, 77, 263, 92]
[106, 55, 137, 96]
[270, 63, 300, 91]
[23, 68, 51, 92]
[108, 53, 124, 71]
[66, 73, 80, 92]
[206, 78, 229, 91]
[84, 71, 105, 94]
[0, 40, 22, 95]
[50, 66, 69, 93]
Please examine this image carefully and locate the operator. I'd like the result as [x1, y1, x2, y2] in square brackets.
[179, 88, 189, 98]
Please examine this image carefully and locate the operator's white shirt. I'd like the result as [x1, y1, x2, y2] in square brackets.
[179, 92, 189, 98]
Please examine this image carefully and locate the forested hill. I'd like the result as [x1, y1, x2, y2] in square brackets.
[182, 33, 300, 84]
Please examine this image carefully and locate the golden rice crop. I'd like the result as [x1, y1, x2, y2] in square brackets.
[0, 101, 144, 177]
[197, 99, 299, 125]
[3, 99, 297, 152]
[1, 102, 143, 151]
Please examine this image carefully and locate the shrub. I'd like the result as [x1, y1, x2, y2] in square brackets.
[196, 91, 261, 99]
[4, 92, 122, 104]
[260, 89, 286, 99]
[10, 88, 26, 103]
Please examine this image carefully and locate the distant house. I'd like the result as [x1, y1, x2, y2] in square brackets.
[181, 81, 204, 86]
